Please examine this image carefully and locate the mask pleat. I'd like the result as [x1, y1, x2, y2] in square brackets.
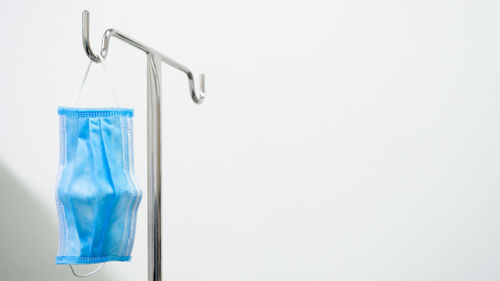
[55, 107, 141, 265]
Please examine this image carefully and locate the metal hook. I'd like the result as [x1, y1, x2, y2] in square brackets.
[82, 10, 102, 63]
[187, 72, 206, 104]
[81, 10, 205, 104]
[157, 53, 206, 104]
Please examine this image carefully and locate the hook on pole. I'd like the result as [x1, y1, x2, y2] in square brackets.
[187, 72, 205, 104]
[81, 10, 206, 104]
[82, 10, 102, 63]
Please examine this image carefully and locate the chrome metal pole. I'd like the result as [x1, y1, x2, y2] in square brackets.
[81, 11, 206, 281]
[147, 53, 162, 281]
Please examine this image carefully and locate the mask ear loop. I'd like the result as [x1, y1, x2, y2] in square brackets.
[66, 56, 117, 277]
[68, 263, 106, 278]
[71, 55, 121, 107]
[66, 56, 118, 277]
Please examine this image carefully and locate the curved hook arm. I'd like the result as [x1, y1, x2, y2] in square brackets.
[187, 72, 206, 104]
[100, 28, 151, 59]
[156, 53, 205, 104]
[82, 10, 102, 63]
[82, 10, 206, 104]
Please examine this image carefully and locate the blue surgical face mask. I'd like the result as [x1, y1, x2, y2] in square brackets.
[55, 106, 142, 274]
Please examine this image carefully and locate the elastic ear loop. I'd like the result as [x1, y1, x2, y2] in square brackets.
[69, 264, 106, 278]
[66, 56, 119, 277]
[67, 57, 118, 277]
[71, 56, 121, 107]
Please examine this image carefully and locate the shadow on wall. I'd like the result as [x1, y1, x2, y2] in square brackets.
[0, 161, 117, 281]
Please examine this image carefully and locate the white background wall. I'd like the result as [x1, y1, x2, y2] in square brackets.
[1, 0, 500, 280]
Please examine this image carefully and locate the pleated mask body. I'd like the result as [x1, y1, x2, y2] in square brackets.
[55, 106, 142, 264]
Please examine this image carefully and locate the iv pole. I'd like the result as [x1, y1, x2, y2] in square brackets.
[81, 10, 205, 281]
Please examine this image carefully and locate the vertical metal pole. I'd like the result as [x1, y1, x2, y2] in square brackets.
[82, 11, 204, 281]
[147, 53, 162, 281]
